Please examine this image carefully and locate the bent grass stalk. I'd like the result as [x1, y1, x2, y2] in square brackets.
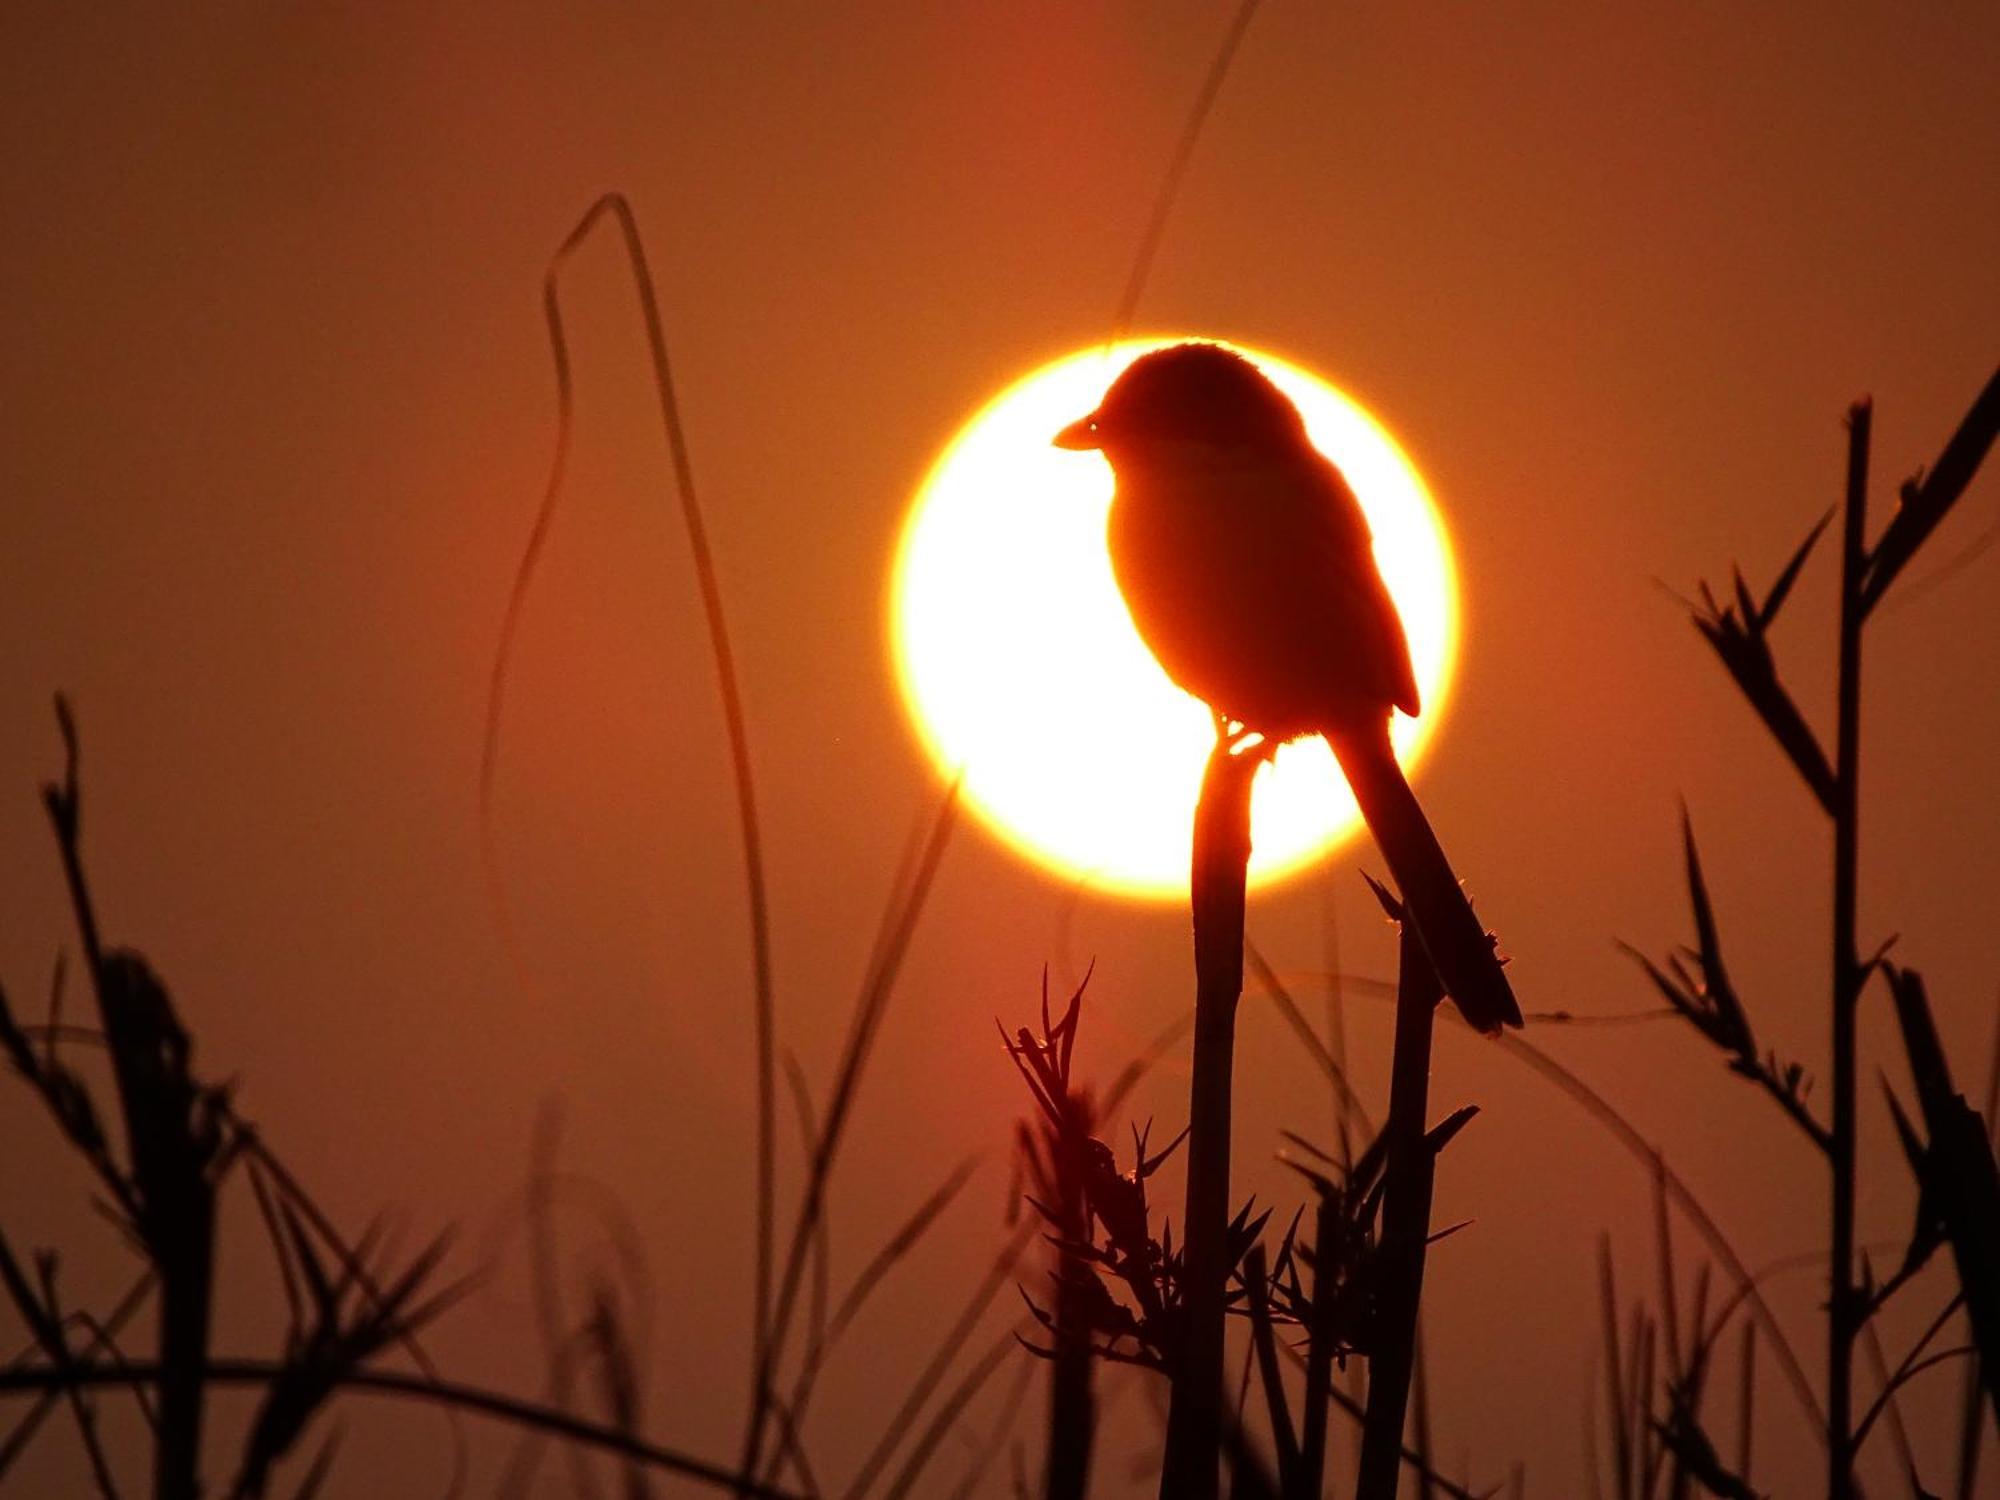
[0, 1362, 803, 1500]
[474, 193, 779, 1452]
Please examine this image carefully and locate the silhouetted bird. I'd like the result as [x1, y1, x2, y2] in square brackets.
[1055, 343, 1520, 1033]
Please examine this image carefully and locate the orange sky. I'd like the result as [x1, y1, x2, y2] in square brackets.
[3, 5, 1997, 1494]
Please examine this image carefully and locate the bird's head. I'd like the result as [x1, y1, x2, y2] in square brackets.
[1052, 343, 1308, 461]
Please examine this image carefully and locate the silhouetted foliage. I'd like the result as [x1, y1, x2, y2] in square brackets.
[1613, 364, 2000, 1500]
[1002, 892, 1488, 1500]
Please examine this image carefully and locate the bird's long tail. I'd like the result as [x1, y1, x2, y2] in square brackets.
[1327, 723, 1521, 1033]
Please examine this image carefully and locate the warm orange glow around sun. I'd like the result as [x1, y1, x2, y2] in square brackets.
[890, 338, 1460, 900]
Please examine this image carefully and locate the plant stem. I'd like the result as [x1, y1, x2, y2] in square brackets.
[1160, 735, 1263, 1499]
[1045, 1129, 1096, 1500]
[1355, 917, 1443, 1500]
[1828, 399, 1869, 1500]
[1244, 1244, 1300, 1491]
[1295, 1193, 1338, 1498]
[43, 709, 216, 1500]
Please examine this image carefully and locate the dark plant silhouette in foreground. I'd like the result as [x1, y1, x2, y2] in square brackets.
[1003, 883, 1487, 1500]
[1587, 1171, 1766, 1500]
[0, 703, 822, 1500]
[1617, 364, 2000, 1500]
[1006, 970, 1232, 1383]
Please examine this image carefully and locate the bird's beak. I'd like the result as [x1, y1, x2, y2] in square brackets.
[1052, 413, 1103, 450]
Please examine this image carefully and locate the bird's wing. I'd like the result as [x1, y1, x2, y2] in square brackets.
[1106, 443, 1422, 735]
[1233, 449, 1422, 721]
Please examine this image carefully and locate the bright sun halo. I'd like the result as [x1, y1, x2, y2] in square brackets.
[890, 338, 1460, 900]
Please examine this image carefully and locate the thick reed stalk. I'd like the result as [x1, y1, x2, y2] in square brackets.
[1044, 1127, 1096, 1500]
[1043, 1283, 1095, 1500]
[1354, 917, 1444, 1499]
[1159, 736, 1264, 1499]
[1827, 401, 1869, 1500]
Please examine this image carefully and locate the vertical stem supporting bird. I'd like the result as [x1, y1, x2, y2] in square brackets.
[1159, 731, 1267, 1499]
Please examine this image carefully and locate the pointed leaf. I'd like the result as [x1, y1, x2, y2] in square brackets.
[1863, 363, 2000, 613]
[1759, 508, 1834, 627]
[1424, 1105, 1480, 1155]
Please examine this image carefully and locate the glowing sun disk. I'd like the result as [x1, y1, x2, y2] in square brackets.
[890, 338, 1459, 900]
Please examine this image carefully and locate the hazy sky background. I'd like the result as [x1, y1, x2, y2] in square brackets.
[4, 4, 1998, 1494]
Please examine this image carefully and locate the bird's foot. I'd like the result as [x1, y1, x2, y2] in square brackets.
[1210, 712, 1275, 765]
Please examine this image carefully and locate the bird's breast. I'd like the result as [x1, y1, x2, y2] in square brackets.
[1104, 449, 1415, 736]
